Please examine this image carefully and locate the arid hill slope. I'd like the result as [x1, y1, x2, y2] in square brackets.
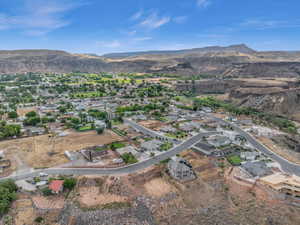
[1, 45, 300, 77]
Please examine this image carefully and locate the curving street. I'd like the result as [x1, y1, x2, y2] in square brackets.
[208, 115, 300, 176]
[2, 114, 300, 181]
[1, 131, 218, 181]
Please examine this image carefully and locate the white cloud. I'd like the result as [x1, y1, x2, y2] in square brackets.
[96, 40, 122, 48]
[0, 0, 84, 36]
[139, 12, 170, 29]
[130, 10, 143, 21]
[196, 0, 211, 8]
[173, 16, 188, 24]
[133, 37, 152, 41]
[240, 19, 300, 30]
[126, 30, 137, 36]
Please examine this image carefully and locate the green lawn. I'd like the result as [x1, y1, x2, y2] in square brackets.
[77, 124, 93, 132]
[227, 155, 242, 166]
[166, 131, 187, 139]
[110, 142, 126, 150]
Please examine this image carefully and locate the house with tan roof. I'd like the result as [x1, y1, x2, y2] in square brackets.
[260, 173, 300, 197]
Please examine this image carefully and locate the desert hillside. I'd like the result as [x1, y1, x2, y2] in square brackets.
[1, 45, 300, 77]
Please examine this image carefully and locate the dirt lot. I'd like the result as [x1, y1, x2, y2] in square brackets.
[0, 130, 124, 168]
[139, 120, 166, 130]
[17, 107, 37, 117]
[76, 176, 130, 209]
[78, 186, 127, 208]
[144, 178, 175, 197]
[13, 198, 36, 225]
[32, 195, 65, 210]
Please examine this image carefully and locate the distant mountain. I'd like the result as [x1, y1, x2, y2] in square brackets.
[102, 44, 256, 58]
[0, 45, 300, 78]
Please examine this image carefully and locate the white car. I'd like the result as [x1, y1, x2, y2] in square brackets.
[39, 172, 48, 177]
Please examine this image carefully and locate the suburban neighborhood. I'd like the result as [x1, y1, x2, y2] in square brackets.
[0, 72, 299, 224]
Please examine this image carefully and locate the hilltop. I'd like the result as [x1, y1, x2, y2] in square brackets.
[0, 45, 300, 77]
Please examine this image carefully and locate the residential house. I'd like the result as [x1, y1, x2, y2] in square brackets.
[168, 156, 196, 181]
[240, 151, 260, 161]
[202, 107, 212, 113]
[94, 120, 106, 129]
[260, 173, 300, 197]
[207, 135, 231, 147]
[131, 114, 147, 121]
[179, 122, 195, 132]
[241, 161, 272, 178]
[49, 180, 64, 194]
[141, 139, 163, 152]
[26, 127, 46, 136]
[80, 148, 108, 162]
[160, 126, 177, 133]
[116, 146, 138, 156]
[193, 142, 216, 156]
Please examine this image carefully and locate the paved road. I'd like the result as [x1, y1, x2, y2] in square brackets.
[124, 119, 178, 143]
[207, 115, 300, 176]
[1, 132, 218, 181]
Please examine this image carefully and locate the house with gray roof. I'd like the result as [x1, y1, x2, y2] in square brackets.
[168, 156, 195, 181]
[179, 121, 201, 132]
[141, 139, 163, 152]
[240, 151, 260, 161]
[207, 135, 231, 147]
[160, 126, 177, 133]
[241, 161, 272, 178]
[116, 146, 138, 156]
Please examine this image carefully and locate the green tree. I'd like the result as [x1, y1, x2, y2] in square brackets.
[25, 111, 37, 118]
[63, 178, 77, 190]
[7, 111, 18, 119]
[0, 180, 17, 215]
[96, 127, 104, 134]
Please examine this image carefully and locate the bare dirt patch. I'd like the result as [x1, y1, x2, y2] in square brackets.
[0, 130, 124, 168]
[12, 198, 36, 225]
[144, 178, 175, 197]
[138, 120, 165, 129]
[17, 107, 37, 117]
[78, 186, 127, 208]
[32, 195, 65, 210]
[77, 176, 130, 209]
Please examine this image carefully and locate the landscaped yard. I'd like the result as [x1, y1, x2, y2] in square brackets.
[77, 124, 93, 132]
[121, 153, 138, 164]
[227, 155, 242, 166]
[160, 142, 173, 151]
[110, 142, 126, 150]
[112, 128, 127, 136]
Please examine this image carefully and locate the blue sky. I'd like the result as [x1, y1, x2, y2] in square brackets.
[0, 0, 299, 54]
